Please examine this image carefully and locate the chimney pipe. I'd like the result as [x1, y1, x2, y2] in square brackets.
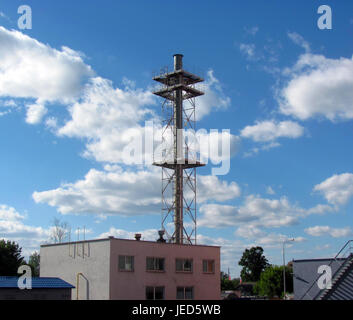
[135, 233, 141, 241]
[173, 54, 183, 71]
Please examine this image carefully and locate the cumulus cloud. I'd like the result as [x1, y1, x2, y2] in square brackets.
[196, 70, 231, 120]
[240, 120, 304, 142]
[33, 167, 161, 216]
[197, 175, 241, 203]
[314, 173, 353, 206]
[279, 54, 353, 121]
[54, 72, 235, 166]
[0, 26, 233, 164]
[0, 204, 25, 221]
[56, 76, 156, 163]
[33, 166, 242, 216]
[198, 192, 335, 230]
[25, 100, 48, 124]
[240, 120, 304, 157]
[0, 27, 93, 104]
[305, 226, 352, 238]
[0, 204, 50, 256]
[198, 195, 300, 229]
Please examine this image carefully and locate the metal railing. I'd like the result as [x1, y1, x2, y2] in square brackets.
[299, 239, 353, 300]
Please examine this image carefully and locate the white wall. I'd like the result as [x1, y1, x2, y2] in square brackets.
[40, 239, 111, 300]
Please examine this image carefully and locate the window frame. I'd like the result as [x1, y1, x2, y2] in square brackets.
[146, 256, 165, 272]
[176, 286, 194, 300]
[202, 259, 215, 274]
[175, 258, 193, 273]
[118, 255, 134, 272]
[146, 286, 165, 300]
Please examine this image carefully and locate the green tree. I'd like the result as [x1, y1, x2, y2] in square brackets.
[254, 265, 293, 298]
[238, 247, 269, 282]
[28, 251, 40, 277]
[0, 239, 25, 276]
[220, 272, 240, 290]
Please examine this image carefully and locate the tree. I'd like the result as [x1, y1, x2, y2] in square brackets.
[220, 272, 240, 290]
[254, 265, 293, 298]
[28, 251, 40, 277]
[49, 217, 70, 243]
[0, 239, 25, 276]
[238, 246, 269, 282]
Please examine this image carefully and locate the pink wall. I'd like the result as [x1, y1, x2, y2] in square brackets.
[109, 238, 220, 300]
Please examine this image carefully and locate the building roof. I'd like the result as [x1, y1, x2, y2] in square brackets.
[293, 257, 346, 263]
[41, 236, 220, 249]
[0, 277, 75, 289]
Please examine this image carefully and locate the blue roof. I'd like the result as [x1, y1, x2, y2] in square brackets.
[0, 277, 75, 289]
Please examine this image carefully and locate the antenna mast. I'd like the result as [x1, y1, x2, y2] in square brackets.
[153, 54, 205, 245]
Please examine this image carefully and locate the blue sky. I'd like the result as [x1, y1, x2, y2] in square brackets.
[0, 0, 353, 278]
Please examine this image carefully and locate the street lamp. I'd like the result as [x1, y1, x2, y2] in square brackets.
[282, 238, 295, 300]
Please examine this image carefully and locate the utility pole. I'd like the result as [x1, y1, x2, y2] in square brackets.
[283, 238, 295, 299]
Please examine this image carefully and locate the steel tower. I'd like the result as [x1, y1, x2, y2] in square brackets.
[153, 54, 205, 245]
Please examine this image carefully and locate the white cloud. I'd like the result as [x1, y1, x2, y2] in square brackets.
[196, 70, 231, 120]
[288, 32, 311, 53]
[25, 100, 48, 124]
[33, 167, 161, 216]
[197, 175, 241, 202]
[0, 27, 232, 163]
[56, 76, 156, 164]
[304, 203, 336, 215]
[266, 186, 276, 195]
[199, 191, 336, 230]
[0, 204, 51, 257]
[239, 43, 257, 60]
[240, 120, 304, 142]
[199, 195, 300, 229]
[243, 141, 281, 158]
[32, 165, 241, 216]
[0, 27, 93, 103]
[55, 74, 235, 165]
[305, 226, 352, 238]
[235, 225, 266, 239]
[0, 204, 25, 221]
[279, 54, 353, 121]
[314, 173, 353, 206]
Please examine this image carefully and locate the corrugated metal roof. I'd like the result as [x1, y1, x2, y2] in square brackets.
[0, 277, 75, 289]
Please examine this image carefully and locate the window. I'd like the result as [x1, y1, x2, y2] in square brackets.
[176, 258, 193, 272]
[119, 255, 134, 271]
[202, 260, 215, 273]
[146, 286, 165, 300]
[146, 257, 165, 271]
[176, 287, 194, 300]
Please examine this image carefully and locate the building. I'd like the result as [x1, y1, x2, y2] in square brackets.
[40, 236, 220, 300]
[293, 254, 353, 300]
[0, 277, 74, 300]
